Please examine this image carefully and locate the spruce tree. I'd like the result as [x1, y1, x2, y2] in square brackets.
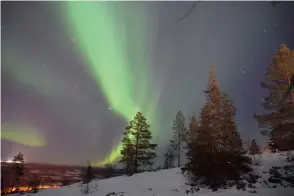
[185, 67, 251, 188]
[120, 112, 157, 174]
[249, 139, 261, 155]
[172, 110, 186, 167]
[83, 163, 94, 184]
[163, 139, 177, 169]
[255, 44, 294, 151]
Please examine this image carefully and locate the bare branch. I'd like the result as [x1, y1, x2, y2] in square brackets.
[176, 3, 198, 23]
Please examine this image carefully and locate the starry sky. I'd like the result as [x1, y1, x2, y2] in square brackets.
[1, 1, 294, 166]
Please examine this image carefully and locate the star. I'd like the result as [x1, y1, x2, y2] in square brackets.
[263, 29, 266, 33]
[108, 107, 112, 110]
[275, 23, 279, 27]
[21, 32, 25, 36]
[241, 69, 246, 74]
[28, 94, 31, 97]
[48, 33, 51, 36]
[20, 97, 24, 100]
[72, 38, 76, 42]
[75, 84, 79, 89]
[145, 13, 149, 16]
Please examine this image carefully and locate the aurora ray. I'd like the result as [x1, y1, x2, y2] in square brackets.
[64, 2, 160, 165]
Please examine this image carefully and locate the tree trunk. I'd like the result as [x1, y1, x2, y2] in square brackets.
[178, 130, 181, 167]
[134, 132, 139, 173]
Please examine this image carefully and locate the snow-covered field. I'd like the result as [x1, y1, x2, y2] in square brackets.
[20, 152, 294, 196]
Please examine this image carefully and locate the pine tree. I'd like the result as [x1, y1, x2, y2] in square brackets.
[185, 67, 251, 188]
[249, 139, 261, 155]
[11, 152, 24, 192]
[255, 44, 294, 151]
[172, 110, 186, 167]
[120, 112, 157, 174]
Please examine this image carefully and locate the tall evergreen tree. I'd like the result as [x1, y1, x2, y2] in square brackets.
[255, 44, 294, 151]
[172, 110, 186, 167]
[11, 152, 24, 192]
[120, 112, 157, 174]
[185, 67, 251, 188]
[249, 139, 261, 155]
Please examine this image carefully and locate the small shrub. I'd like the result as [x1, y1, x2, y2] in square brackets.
[236, 181, 246, 190]
[251, 155, 262, 166]
[268, 177, 282, 184]
[269, 168, 282, 178]
[286, 152, 294, 162]
[28, 177, 41, 193]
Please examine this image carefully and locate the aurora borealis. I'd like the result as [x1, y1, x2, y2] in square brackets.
[2, 1, 294, 165]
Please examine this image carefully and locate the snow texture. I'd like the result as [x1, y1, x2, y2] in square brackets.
[18, 152, 294, 196]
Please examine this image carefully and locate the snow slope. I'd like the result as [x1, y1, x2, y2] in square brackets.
[21, 152, 294, 196]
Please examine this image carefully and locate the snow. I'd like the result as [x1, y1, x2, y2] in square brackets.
[18, 152, 294, 196]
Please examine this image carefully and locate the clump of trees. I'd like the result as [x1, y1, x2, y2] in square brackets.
[183, 67, 252, 189]
[254, 44, 294, 152]
[120, 112, 157, 176]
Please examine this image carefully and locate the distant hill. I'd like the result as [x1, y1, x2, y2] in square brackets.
[1, 162, 124, 193]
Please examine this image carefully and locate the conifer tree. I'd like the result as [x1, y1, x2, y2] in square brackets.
[83, 163, 94, 184]
[120, 112, 157, 174]
[184, 114, 199, 144]
[255, 44, 294, 151]
[163, 139, 177, 169]
[249, 139, 261, 155]
[11, 152, 24, 192]
[185, 67, 251, 188]
[172, 110, 186, 167]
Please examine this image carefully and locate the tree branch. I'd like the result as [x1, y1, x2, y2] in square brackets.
[176, 3, 198, 23]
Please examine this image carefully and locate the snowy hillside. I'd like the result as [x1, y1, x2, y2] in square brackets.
[20, 152, 294, 196]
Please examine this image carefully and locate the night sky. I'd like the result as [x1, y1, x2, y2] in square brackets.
[1, 1, 294, 166]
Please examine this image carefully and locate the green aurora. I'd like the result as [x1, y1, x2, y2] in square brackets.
[65, 2, 160, 165]
[1, 123, 47, 147]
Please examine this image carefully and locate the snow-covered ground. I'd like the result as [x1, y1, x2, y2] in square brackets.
[19, 152, 294, 196]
